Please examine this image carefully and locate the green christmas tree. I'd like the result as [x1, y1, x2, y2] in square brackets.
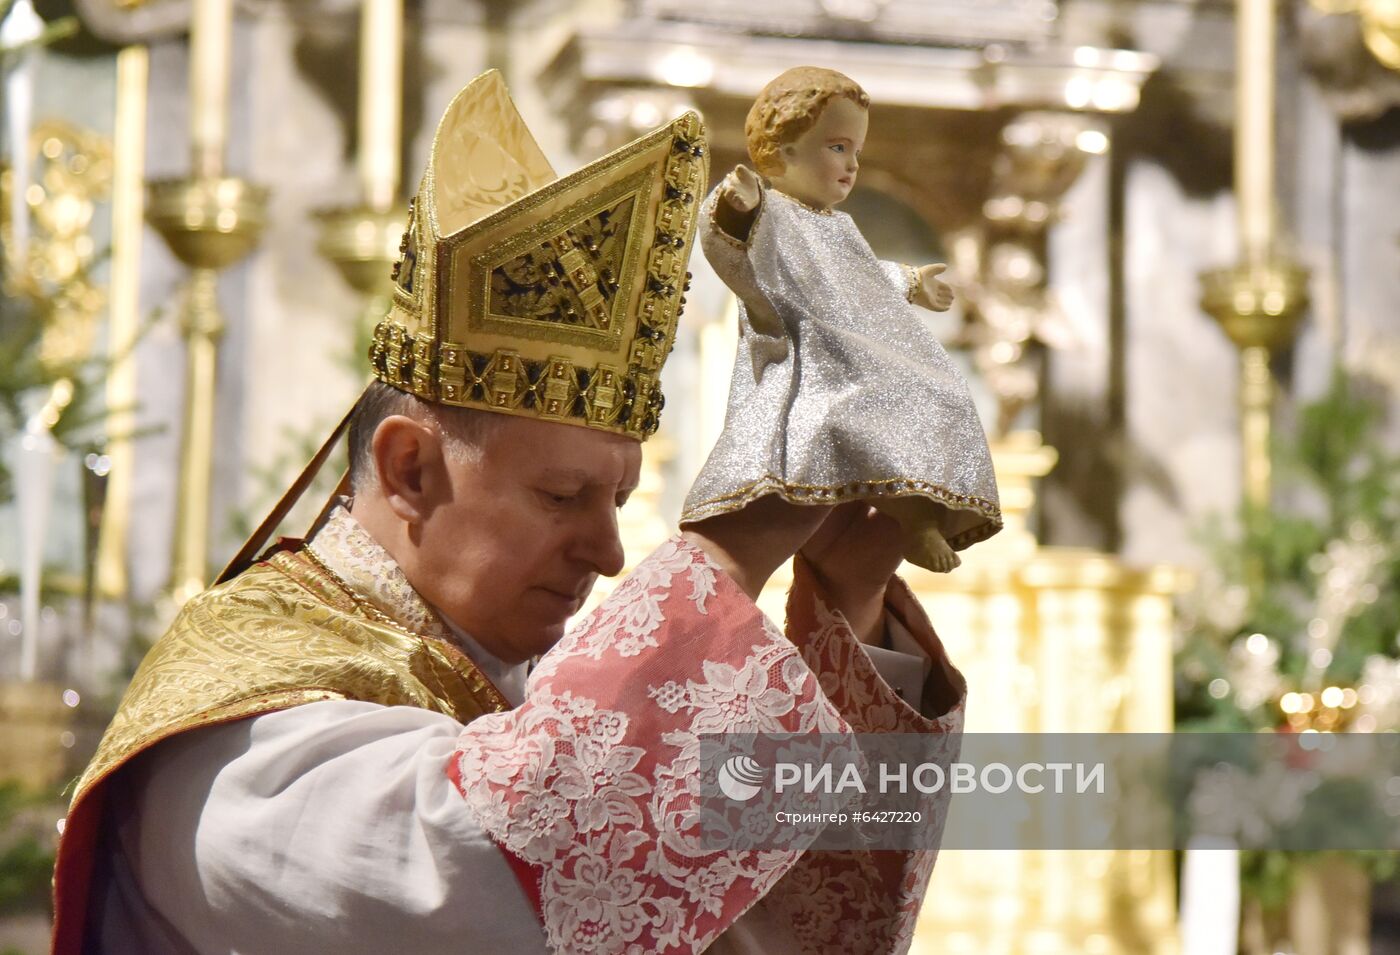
[1176, 367, 1400, 905]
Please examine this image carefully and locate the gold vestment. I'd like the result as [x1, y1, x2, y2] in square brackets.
[52, 542, 508, 953]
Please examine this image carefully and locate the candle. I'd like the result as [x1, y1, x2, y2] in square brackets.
[2, 0, 44, 261]
[358, 0, 403, 211]
[1179, 835, 1241, 955]
[1236, 0, 1275, 266]
[15, 426, 57, 682]
[190, 0, 232, 179]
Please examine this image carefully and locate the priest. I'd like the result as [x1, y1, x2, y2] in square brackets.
[51, 71, 967, 955]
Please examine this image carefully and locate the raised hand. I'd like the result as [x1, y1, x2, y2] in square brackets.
[917, 264, 955, 312]
[682, 495, 833, 603]
[798, 503, 906, 645]
[720, 164, 763, 213]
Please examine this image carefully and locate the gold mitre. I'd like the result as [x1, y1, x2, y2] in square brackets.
[370, 70, 708, 440]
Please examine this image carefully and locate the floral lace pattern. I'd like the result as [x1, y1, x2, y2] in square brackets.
[450, 536, 966, 954]
[751, 558, 966, 955]
[453, 538, 843, 952]
[533, 537, 721, 668]
[786, 572, 965, 739]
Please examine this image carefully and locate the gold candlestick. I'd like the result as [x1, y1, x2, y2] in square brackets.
[153, 0, 266, 603]
[1199, 0, 1309, 509]
[1200, 264, 1308, 508]
[148, 177, 266, 603]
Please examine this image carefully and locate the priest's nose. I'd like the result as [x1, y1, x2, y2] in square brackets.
[577, 508, 626, 578]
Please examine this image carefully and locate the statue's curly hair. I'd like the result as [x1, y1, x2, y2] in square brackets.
[744, 67, 870, 178]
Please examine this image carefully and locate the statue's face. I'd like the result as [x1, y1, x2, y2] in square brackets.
[770, 96, 868, 210]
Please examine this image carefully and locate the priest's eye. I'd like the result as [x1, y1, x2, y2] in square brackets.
[540, 489, 579, 506]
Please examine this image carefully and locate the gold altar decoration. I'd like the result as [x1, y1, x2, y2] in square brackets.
[316, 0, 409, 326]
[1, 119, 112, 373]
[1308, 0, 1400, 69]
[0, 682, 92, 791]
[152, 0, 267, 605]
[147, 177, 266, 605]
[0, 118, 124, 611]
[1199, 0, 1310, 509]
[910, 431, 1187, 955]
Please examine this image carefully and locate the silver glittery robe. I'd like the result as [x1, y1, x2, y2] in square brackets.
[680, 185, 1002, 551]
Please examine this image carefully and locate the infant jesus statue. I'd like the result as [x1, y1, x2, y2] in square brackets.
[680, 66, 1003, 572]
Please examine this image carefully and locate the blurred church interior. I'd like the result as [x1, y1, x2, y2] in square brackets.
[2, 0, 1399, 951]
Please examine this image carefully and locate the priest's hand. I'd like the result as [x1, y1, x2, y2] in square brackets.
[798, 503, 905, 645]
[683, 496, 831, 603]
[913, 264, 955, 312]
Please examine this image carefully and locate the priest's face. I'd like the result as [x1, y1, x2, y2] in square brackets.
[769, 95, 868, 211]
[385, 414, 640, 664]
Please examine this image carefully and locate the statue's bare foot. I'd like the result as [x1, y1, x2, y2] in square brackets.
[904, 525, 961, 574]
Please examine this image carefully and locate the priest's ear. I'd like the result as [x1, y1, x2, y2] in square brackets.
[370, 415, 448, 525]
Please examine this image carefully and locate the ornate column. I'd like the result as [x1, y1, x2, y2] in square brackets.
[148, 0, 267, 604]
[1199, 0, 1309, 509]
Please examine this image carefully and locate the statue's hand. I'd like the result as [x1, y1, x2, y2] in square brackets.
[720, 164, 763, 213]
[917, 264, 955, 312]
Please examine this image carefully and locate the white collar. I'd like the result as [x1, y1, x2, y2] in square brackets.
[437, 613, 529, 709]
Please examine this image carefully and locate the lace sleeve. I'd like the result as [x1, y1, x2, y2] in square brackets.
[747, 555, 964, 954]
[449, 536, 851, 954]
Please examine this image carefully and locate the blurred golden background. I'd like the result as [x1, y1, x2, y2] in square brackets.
[2, 0, 1399, 951]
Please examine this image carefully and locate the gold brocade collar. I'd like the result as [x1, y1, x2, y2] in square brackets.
[305, 506, 515, 714]
[305, 503, 514, 713]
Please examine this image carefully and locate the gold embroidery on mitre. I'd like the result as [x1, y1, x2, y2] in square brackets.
[488, 194, 635, 332]
[369, 70, 707, 440]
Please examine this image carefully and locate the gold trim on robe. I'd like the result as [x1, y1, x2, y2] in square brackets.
[53, 527, 510, 955]
[70, 548, 509, 808]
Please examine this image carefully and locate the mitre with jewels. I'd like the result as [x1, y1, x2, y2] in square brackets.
[218, 72, 707, 584]
[370, 69, 708, 440]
